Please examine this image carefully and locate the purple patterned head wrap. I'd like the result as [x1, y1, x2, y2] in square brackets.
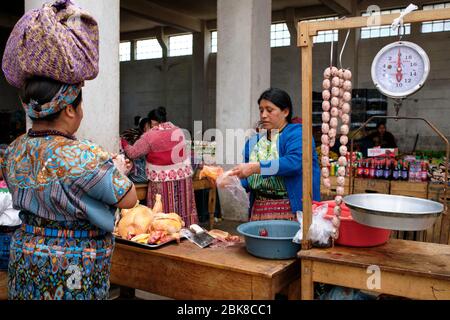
[2, 0, 99, 88]
[21, 83, 82, 119]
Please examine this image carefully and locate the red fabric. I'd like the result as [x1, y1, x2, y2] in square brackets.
[291, 117, 302, 124]
[124, 122, 187, 166]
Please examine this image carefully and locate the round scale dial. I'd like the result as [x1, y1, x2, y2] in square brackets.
[371, 41, 430, 99]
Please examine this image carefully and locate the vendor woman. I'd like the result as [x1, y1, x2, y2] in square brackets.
[1, 1, 137, 300]
[230, 88, 321, 221]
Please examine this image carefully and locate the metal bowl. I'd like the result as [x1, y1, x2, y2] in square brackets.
[343, 194, 444, 231]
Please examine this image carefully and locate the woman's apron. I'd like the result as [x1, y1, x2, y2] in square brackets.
[8, 212, 114, 300]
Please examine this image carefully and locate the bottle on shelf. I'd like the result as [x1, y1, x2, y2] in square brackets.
[369, 159, 376, 179]
[375, 160, 384, 179]
[392, 160, 400, 181]
[401, 160, 409, 181]
[420, 161, 428, 182]
[363, 160, 370, 178]
[383, 159, 392, 180]
[357, 160, 364, 178]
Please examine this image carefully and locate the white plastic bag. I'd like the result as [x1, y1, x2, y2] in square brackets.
[0, 191, 21, 227]
[216, 171, 250, 221]
[292, 203, 333, 246]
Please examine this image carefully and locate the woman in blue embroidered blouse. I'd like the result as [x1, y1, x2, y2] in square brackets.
[0, 1, 137, 300]
[230, 88, 321, 221]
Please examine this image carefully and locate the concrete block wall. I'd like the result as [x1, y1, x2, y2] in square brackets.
[120, 56, 192, 133]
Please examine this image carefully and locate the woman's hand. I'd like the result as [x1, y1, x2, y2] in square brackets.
[229, 162, 261, 179]
[112, 154, 133, 176]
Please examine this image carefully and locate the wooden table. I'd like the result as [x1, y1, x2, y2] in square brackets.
[111, 240, 300, 300]
[135, 177, 217, 229]
[299, 239, 450, 300]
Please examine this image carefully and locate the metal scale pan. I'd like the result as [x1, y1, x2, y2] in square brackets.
[344, 193, 444, 231]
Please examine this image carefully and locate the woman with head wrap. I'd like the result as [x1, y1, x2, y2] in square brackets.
[121, 107, 198, 227]
[0, 0, 137, 300]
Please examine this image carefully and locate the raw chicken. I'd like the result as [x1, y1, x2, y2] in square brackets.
[116, 201, 154, 240]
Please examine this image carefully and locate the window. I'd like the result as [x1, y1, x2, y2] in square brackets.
[422, 2, 450, 33]
[211, 31, 218, 53]
[169, 34, 193, 57]
[119, 42, 131, 62]
[270, 23, 291, 47]
[304, 17, 339, 43]
[135, 38, 162, 60]
[361, 9, 411, 39]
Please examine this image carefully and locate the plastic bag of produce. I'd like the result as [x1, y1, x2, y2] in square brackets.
[216, 170, 250, 221]
[292, 203, 333, 246]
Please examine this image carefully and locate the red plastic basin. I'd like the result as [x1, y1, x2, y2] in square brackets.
[314, 200, 391, 247]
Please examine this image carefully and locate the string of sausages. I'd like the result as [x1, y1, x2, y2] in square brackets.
[321, 66, 352, 240]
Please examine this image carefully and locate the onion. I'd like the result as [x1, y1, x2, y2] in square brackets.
[331, 87, 340, 97]
[343, 69, 352, 80]
[331, 66, 339, 77]
[342, 91, 352, 102]
[322, 112, 330, 123]
[343, 80, 352, 91]
[321, 144, 329, 155]
[337, 166, 346, 177]
[337, 176, 346, 186]
[338, 68, 344, 78]
[321, 123, 330, 134]
[339, 146, 348, 156]
[321, 156, 330, 167]
[322, 167, 330, 178]
[322, 90, 331, 101]
[341, 113, 350, 124]
[329, 138, 336, 147]
[322, 101, 331, 112]
[341, 124, 349, 135]
[322, 79, 331, 90]
[330, 117, 338, 129]
[323, 67, 332, 79]
[323, 178, 331, 188]
[328, 128, 337, 138]
[331, 76, 340, 87]
[340, 135, 348, 146]
[332, 216, 341, 228]
[321, 134, 330, 145]
[331, 97, 340, 108]
[338, 156, 347, 167]
[336, 186, 345, 196]
[333, 206, 342, 216]
[330, 107, 339, 117]
[342, 103, 351, 114]
[335, 196, 343, 205]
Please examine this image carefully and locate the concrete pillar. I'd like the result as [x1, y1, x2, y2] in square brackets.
[216, 0, 271, 164]
[192, 22, 210, 136]
[25, 0, 120, 153]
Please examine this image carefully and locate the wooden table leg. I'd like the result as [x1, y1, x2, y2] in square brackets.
[301, 260, 314, 300]
[208, 186, 217, 230]
[288, 278, 301, 300]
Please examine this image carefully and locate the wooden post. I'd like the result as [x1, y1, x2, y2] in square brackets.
[299, 21, 313, 250]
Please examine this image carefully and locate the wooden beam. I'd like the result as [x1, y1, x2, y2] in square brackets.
[299, 21, 313, 251]
[206, 5, 335, 31]
[299, 7, 450, 36]
[318, 0, 352, 15]
[121, 0, 202, 33]
[120, 26, 181, 41]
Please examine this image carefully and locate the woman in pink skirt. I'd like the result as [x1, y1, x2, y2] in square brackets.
[122, 107, 198, 227]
